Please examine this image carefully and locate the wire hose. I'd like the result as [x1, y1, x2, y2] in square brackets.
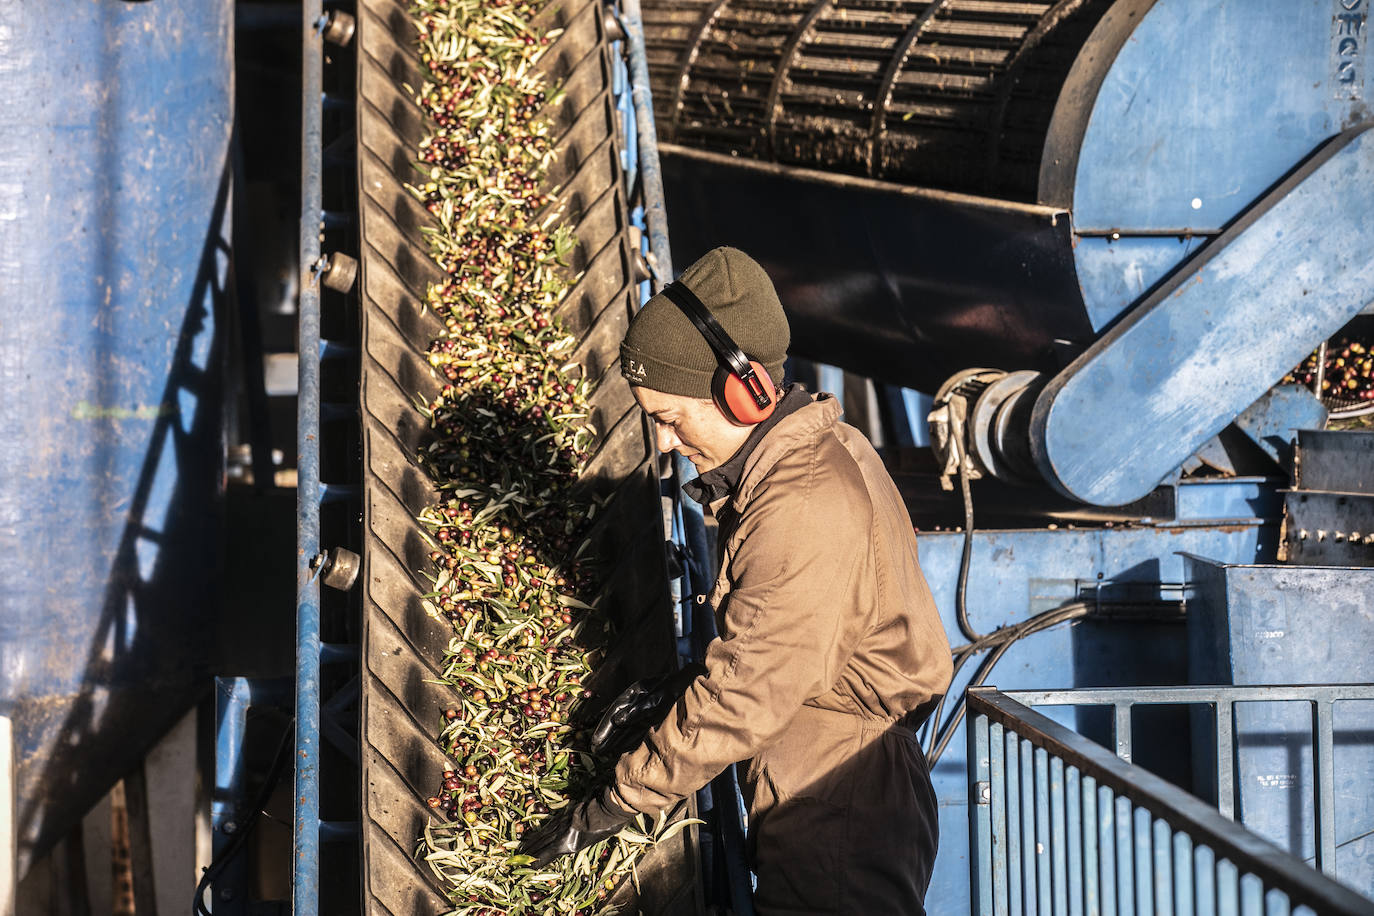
[193, 715, 296, 916]
[924, 603, 1092, 765]
[922, 448, 1092, 764]
[954, 444, 982, 643]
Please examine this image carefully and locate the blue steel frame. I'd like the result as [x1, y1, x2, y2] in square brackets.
[212, 678, 255, 908]
[967, 687, 1374, 916]
[295, 0, 325, 910]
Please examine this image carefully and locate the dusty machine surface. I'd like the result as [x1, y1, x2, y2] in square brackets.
[0, 0, 230, 877]
[353, 0, 700, 912]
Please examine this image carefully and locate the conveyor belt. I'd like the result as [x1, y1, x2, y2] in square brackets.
[354, 1, 698, 911]
[642, 0, 1114, 199]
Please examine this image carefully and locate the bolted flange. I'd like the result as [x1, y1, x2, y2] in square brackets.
[320, 251, 358, 293]
[322, 10, 356, 47]
[320, 547, 361, 592]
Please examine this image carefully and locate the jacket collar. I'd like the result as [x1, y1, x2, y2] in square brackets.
[684, 389, 844, 516]
[682, 384, 813, 507]
[733, 392, 842, 511]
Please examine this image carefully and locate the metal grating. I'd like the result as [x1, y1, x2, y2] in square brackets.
[354, 0, 697, 911]
[643, 0, 1115, 199]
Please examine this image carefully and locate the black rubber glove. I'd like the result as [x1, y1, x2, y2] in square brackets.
[590, 662, 708, 759]
[518, 793, 635, 868]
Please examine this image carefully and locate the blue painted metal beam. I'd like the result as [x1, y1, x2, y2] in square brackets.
[294, 2, 324, 913]
[619, 0, 673, 287]
[1032, 123, 1374, 506]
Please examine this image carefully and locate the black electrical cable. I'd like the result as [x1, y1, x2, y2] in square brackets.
[920, 436, 1091, 765]
[193, 715, 296, 916]
[954, 450, 982, 643]
[925, 602, 1093, 765]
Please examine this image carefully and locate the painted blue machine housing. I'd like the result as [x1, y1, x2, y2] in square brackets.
[914, 517, 1281, 915]
[1184, 556, 1374, 898]
[1043, 0, 1374, 330]
[1031, 123, 1374, 506]
[0, 1, 230, 872]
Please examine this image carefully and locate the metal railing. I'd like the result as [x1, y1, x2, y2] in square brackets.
[967, 687, 1374, 916]
[1004, 685, 1374, 874]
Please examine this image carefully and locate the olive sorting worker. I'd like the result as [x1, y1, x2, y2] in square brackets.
[522, 246, 954, 914]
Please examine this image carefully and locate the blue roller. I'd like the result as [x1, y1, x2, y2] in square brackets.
[0, 0, 231, 872]
[927, 0, 1374, 505]
[1033, 123, 1374, 505]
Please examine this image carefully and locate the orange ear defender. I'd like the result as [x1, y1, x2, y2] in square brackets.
[659, 281, 777, 426]
[714, 360, 775, 425]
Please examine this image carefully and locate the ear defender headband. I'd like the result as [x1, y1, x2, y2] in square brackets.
[659, 281, 777, 425]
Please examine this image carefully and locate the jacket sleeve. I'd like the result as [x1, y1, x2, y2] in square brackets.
[609, 445, 874, 815]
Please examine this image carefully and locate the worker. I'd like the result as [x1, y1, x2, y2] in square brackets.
[521, 246, 953, 914]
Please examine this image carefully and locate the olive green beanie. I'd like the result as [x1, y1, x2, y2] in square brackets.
[619, 247, 789, 398]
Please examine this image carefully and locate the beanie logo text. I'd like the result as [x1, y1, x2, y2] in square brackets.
[624, 358, 648, 383]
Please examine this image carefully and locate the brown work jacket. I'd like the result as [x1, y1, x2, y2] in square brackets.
[609, 394, 953, 914]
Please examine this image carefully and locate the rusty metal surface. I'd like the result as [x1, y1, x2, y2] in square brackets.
[355, 0, 699, 911]
[641, 0, 1115, 199]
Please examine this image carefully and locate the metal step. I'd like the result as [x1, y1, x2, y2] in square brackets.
[354, 0, 697, 910]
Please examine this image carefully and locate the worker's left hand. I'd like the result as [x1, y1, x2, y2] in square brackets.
[518, 793, 636, 868]
[591, 662, 708, 759]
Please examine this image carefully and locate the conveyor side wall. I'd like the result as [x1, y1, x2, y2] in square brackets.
[354, 1, 698, 911]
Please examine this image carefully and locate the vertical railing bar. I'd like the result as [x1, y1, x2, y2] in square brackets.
[1100, 785, 1117, 916]
[1153, 817, 1173, 916]
[1051, 756, 1069, 916]
[1266, 887, 1293, 916]
[1218, 857, 1240, 916]
[1241, 872, 1263, 916]
[1196, 844, 1217, 916]
[1037, 747, 1053, 916]
[1311, 700, 1336, 877]
[1217, 700, 1236, 821]
[972, 712, 994, 916]
[294, 0, 324, 912]
[1114, 703, 1132, 764]
[1083, 775, 1100, 916]
[1008, 731, 1024, 916]
[1115, 795, 1133, 916]
[1025, 738, 1040, 916]
[1174, 831, 1194, 916]
[1134, 806, 1153, 916]
[1066, 765, 1082, 916]
[991, 722, 1009, 916]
